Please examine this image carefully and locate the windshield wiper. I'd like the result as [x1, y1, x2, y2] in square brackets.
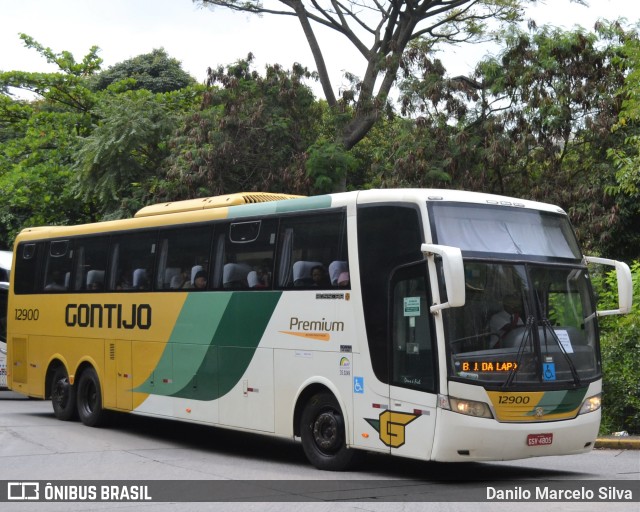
[502, 315, 535, 389]
[540, 318, 581, 386]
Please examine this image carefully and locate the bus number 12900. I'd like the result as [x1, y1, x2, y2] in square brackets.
[498, 395, 531, 405]
[14, 308, 40, 321]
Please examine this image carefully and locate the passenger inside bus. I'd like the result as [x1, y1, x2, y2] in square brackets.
[328, 260, 348, 286]
[311, 265, 330, 287]
[337, 272, 350, 287]
[44, 271, 67, 291]
[132, 268, 149, 290]
[292, 261, 323, 287]
[193, 270, 208, 290]
[489, 293, 525, 346]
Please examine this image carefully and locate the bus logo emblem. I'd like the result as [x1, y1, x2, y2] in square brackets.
[365, 410, 419, 448]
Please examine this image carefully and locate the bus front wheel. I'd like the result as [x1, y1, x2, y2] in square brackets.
[51, 365, 77, 421]
[300, 392, 357, 471]
[76, 367, 107, 427]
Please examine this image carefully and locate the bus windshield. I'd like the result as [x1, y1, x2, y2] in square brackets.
[429, 203, 582, 259]
[442, 262, 599, 387]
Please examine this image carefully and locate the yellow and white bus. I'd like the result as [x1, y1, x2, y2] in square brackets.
[6, 190, 632, 470]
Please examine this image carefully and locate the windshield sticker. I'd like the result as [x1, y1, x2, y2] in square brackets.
[403, 297, 421, 316]
[543, 361, 556, 381]
[555, 329, 574, 353]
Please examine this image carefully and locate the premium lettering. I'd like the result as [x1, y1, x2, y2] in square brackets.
[289, 317, 344, 332]
[65, 303, 152, 330]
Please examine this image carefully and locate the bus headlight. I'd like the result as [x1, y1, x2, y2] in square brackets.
[439, 394, 493, 419]
[579, 394, 601, 415]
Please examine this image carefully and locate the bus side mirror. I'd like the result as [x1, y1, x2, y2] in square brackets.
[584, 256, 633, 316]
[421, 243, 465, 313]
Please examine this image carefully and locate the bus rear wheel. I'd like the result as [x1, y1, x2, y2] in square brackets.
[76, 367, 107, 427]
[300, 392, 357, 471]
[51, 365, 77, 421]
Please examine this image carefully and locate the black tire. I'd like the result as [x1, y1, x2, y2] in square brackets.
[300, 392, 358, 471]
[50, 365, 77, 421]
[76, 367, 107, 427]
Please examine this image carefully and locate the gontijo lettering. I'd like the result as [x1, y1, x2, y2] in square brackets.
[65, 303, 152, 329]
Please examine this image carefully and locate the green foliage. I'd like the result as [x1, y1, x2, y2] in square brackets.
[74, 88, 200, 218]
[608, 36, 640, 204]
[305, 140, 359, 193]
[18, 34, 103, 76]
[0, 102, 91, 246]
[196, 0, 538, 161]
[89, 48, 196, 93]
[392, 21, 640, 260]
[0, 35, 106, 246]
[0, 34, 101, 114]
[163, 56, 320, 198]
[591, 261, 640, 434]
[1, 36, 203, 239]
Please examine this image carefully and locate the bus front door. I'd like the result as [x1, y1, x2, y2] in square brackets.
[387, 263, 438, 460]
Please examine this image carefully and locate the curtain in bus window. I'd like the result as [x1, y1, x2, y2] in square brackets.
[432, 206, 579, 258]
[212, 234, 225, 289]
[277, 228, 293, 287]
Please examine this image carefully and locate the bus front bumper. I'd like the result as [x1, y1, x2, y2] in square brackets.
[430, 408, 600, 462]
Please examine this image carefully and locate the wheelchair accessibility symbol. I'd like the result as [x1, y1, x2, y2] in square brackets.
[353, 376, 364, 394]
[543, 362, 556, 381]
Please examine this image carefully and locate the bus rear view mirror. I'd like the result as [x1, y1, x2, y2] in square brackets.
[421, 243, 465, 313]
[584, 256, 633, 316]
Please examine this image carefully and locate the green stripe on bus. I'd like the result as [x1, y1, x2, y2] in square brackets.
[227, 195, 333, 218]
[526, 388, 587, 417]
[135, 291, 282, 400]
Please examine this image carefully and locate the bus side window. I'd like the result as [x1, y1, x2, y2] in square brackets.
[44, 241, 73, 292]
[14, 243, 41, 294]
[276, 211, 348, 290]
[75, 236, 110, 292]
[222, 220, 277, 290]
[156, 225, 212, 291]
[109, 231, 158, 291]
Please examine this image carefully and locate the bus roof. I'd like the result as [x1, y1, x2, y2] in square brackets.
[13, 189, 567, 243]
[354, 189, 566, 215]
[134, 192, 304, 218]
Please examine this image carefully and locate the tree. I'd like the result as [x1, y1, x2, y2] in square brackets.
[592, 261, 640, 434]
[609, 36, 640, 197]
[89, 48, 196, 93]
[0, 35, 201, 245]
[74, 88, 201, 219]
[0, 34, 102, 247]
[0, 34, 101, 114]
[0, 102, 90, 248]
[162, 56, 321, 198]
[194, 0, 542, 189]
[392, 21, 639, 258]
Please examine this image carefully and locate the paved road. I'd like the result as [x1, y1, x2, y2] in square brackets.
[0, 391, 637, 511]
